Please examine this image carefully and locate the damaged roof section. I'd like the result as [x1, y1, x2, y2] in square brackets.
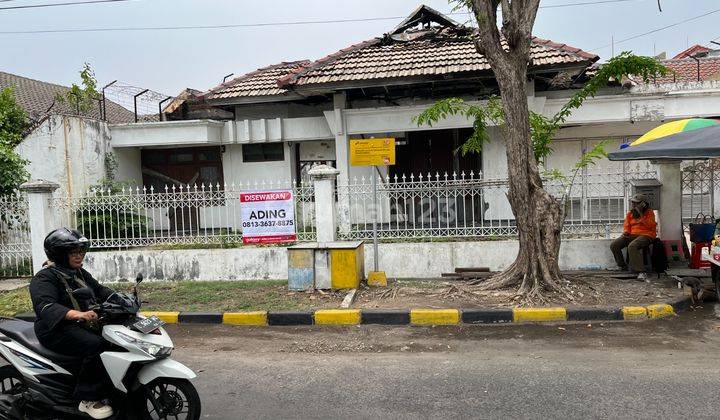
[278, 5, 598, 91]
[202, 5, 598, 103]
[278, 34, 598, 90]
[204, 61, 310, 104]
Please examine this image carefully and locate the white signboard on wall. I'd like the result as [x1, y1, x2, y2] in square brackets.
[240, 190, 297, 244]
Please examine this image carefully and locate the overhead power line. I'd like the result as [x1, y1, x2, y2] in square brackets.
[539, 0, 640, 9]
[0, 0, 131, 11]
[0, 0, 647, 35]
[590, 8, 720, 52]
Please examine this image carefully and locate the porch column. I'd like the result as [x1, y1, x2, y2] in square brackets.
[656, 161, 682, 241]
[20, 180, 60, 274]
[309, 165, 340, 243]
[333, 92, 351, 234]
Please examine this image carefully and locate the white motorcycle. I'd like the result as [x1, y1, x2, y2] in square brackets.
[0, 274, 201, 419]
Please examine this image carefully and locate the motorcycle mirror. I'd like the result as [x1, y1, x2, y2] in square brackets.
[72, 287, 95, 301]
[135, 273, 144, 284]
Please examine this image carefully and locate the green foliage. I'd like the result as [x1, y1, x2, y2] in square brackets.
[0, 147, 29, 198]
[0, 87, 27, 148]
[574, 140, 610, 171]
[0, 258, 32, 278]
[556, 139, 612, 201]
[75, 178, 151, 246]
[414, 97, 504, 156]
[415, 52, 668, 168]
[542, 168, 566, 182]
[416, 95, 559, 164]
[55, 63, 101, 114]
[104, 152, 119, 180]
[0, 87, 29, 197]
[551, 52, 670, 127]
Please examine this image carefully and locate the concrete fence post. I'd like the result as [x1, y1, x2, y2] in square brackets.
[20, 180, 60, 274]
[656, 161, 682, 242]
[309, 165, 340, 243]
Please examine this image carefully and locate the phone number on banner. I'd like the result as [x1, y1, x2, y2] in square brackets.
[242, 220, 295, 228]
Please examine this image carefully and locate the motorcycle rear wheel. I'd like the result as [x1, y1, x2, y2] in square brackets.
[129, 378, 201, 420]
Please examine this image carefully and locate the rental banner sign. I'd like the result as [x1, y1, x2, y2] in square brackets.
[239, 190, 297, 244]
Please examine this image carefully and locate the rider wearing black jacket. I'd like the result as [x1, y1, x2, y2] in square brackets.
[28, 228, 116, 420]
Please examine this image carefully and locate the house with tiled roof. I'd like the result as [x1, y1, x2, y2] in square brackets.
[653, 45, 720, 83]
[113, 5, 604, 187]
[1, 71, 136, 196]
[672, 45, 715, 60]
[109, 5, 720, 224]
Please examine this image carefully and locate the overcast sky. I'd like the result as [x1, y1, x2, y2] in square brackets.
[0, 0, 718, 96]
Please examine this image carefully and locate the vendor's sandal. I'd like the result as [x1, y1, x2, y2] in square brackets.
[78, 400, 113, 419]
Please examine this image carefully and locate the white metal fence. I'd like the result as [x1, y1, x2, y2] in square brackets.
[681, 160, 720, 223]
[53, 181, 316, 249]
[10, 165, 717, 255]
[336, 170, 659, 240]
[0, 193, 32, 278]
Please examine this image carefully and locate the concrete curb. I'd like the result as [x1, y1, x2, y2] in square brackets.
[13, 296, 693, 326]
[567, 307, 623, 321]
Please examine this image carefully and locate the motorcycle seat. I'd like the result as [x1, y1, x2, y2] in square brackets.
[0, 319, 83, 365]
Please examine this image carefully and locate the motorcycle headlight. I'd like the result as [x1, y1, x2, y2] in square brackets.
[114, 331, 172, 357]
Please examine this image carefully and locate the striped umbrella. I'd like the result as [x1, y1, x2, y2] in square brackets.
[631, 118, 720, 147]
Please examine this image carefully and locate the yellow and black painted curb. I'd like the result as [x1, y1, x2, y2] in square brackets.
[14, 297, 691, 326]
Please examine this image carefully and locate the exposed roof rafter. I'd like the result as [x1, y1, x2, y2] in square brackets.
[391, 4, 460, 35]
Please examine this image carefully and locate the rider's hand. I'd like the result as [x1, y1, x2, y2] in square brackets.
[66, 310, 98, 322]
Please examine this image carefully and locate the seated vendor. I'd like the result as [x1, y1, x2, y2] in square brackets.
[610, 193, 657, 281]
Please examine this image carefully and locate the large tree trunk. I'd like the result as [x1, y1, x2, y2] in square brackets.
[469, 0, 567, 301]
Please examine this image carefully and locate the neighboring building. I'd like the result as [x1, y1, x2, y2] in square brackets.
[655, 44, 720, 83]
[672, 45, 716, 59]
[0, 71, 135, 196]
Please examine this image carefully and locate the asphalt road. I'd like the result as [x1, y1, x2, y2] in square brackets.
[168, 305, 720, 419]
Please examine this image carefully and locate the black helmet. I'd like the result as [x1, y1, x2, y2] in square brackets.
[44, 228, 90, 267]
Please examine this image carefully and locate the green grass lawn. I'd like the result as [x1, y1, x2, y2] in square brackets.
[0, 280, 346, 316]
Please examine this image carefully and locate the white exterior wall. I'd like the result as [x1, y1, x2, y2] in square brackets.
[15, 115, 111, 197]
[299, 140, 335, 161]
[102, 83, 720, 234]
[222, 143, 294, 185]
[113, 147, 142, 184]
[82, 238, 615, 282]
[110, 120, 225, 148]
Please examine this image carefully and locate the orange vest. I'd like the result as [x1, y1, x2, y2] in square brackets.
[623, 209, 657, 238]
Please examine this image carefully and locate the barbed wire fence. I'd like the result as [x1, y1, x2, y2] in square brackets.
[101, 80, 175, 123]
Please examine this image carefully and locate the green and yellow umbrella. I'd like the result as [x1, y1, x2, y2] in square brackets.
[631, 118, 720, 146]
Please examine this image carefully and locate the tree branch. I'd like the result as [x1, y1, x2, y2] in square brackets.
[470, 0, 504, 61]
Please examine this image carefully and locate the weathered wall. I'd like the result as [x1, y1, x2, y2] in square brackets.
[299, 140, 335, 161]
[83, 247, 288, 282]
[83, 239, 615, 282]
[16, 116, 111, 197]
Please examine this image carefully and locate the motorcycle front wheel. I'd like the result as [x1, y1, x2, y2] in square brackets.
[129, 378, 201, 420]
[0, 365, 27, 420]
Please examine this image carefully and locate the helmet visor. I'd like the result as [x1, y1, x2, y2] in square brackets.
[67, 240, 90, 255]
